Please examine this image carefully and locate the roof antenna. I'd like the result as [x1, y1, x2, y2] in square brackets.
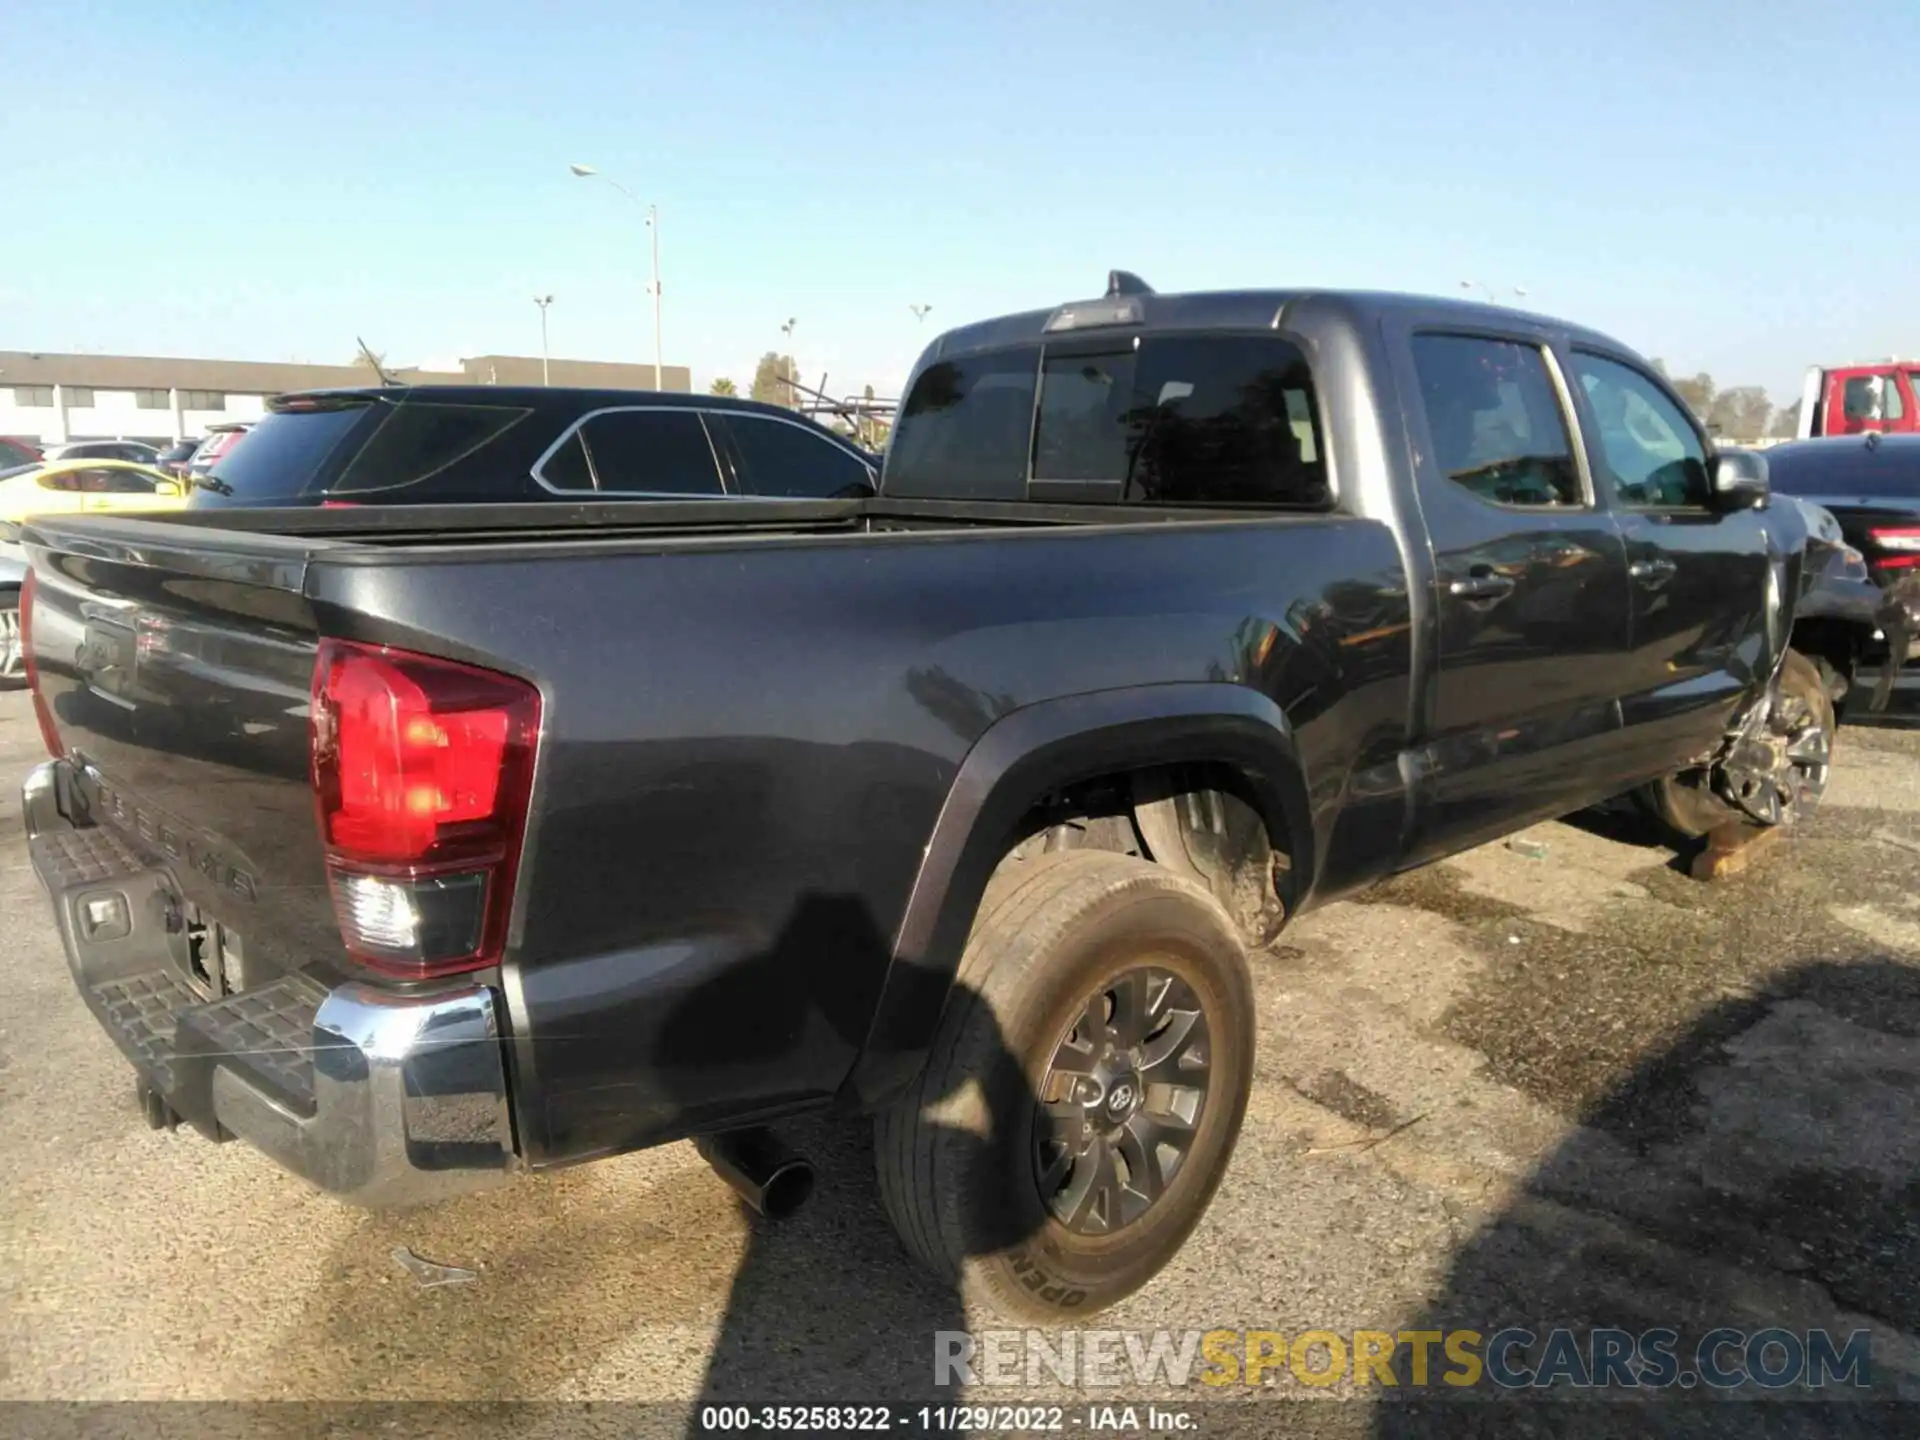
[355, 336, 399, 388]
[1106, 270, 1154, 298]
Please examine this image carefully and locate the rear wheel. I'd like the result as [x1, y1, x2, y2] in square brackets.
[0, 587, 21, 689]
[874, 849, 1255, 1321]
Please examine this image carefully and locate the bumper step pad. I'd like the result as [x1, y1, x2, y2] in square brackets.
[92, 969, 200, 1092]
[90, 970, 328, 1117]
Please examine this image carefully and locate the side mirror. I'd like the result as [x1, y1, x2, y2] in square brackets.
[157, 479, 183, 497]
[1710, 448, 1768, 510]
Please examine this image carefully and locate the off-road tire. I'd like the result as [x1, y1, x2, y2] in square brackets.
[874, 849, 1255, 1321]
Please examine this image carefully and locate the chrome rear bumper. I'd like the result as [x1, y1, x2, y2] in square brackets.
[23, 759, 517, 1207]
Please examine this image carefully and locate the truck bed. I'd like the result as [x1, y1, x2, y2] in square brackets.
[20, 496, 1413, 1165]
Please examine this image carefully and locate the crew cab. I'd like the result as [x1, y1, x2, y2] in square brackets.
[15, 279, 1829, 1320]
[189, 386, 878, 506]
[1795, 362, 1920, 439]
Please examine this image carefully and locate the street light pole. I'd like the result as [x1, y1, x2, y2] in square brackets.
[647, 204, 662, 391]
[780, 317, 798, 408]
[570, 163, 665, 390]
[910, 303, 932, 324]
[533, 294, 553, 386]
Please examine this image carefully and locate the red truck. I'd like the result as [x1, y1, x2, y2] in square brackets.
[1797, 361, 1920, 438]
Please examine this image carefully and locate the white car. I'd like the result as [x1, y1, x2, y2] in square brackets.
[39, 439, 161, 466]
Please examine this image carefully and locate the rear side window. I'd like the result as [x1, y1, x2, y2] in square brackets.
[538, 409, 724, 495]
[1411, 335, 1582, 507]
[720, 414, 874, 497]
[195, 406, 368, 505]
[331, 402, 532, 496]
[885, 349, 1040, 500]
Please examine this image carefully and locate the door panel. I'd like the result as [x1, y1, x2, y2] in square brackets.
[1568, 351, 1773, 774]
[1397, 332, 1634, 864]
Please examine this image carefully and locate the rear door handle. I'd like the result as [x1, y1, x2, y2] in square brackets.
[1629, 557, 1677, 585]
[1449, 569, 1517, 602]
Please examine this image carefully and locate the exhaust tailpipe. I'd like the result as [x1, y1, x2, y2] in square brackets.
[696, 1128, 815, 1220]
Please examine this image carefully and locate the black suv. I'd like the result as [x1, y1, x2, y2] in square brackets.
[189, 387, 878, 508]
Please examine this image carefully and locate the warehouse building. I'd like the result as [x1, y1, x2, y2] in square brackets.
[0, 349, 692, 447]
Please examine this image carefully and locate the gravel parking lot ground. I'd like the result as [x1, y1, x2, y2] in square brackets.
[5, 684, 1920, 1434]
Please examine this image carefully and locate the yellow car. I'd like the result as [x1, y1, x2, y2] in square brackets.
[0, 459, 187, 524]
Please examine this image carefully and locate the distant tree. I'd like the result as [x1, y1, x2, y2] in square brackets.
[1769, 398, 1803, 439]
[751, 352, 801, 407]
[1650, 357, 1671, 378]
[709, 377, 738, 397]
[1670, 372, 1716, 421]
[1706, 386, 1772, 442]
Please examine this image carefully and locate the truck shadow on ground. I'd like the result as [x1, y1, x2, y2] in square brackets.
[1374, 954, 1920, 1435]
[258, 897, 1041, 1433]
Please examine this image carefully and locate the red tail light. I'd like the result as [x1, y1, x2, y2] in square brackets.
[19, 571, 63, 758]
[310, 639, 540, 978]
[1869, 527, 1920, 572]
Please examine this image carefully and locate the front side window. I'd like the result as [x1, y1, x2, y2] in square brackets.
[1843, 376, 1883, 423]
[1570, 353, 1710, 508]
[88, 467, 159, 494]
[539, 409, 723, 495]
[1412, 336, 1582, 507]
[721, 414, 873, 497]
[886, 349, 1040, 500]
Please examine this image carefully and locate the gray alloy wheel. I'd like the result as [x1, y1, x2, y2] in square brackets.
[1033, 965, 1213, 1236]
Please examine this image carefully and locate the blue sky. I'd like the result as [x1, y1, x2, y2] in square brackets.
[3, 0, 1913, 404]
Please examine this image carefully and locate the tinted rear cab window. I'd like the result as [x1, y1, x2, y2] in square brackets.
[884, 334, 1328, 508]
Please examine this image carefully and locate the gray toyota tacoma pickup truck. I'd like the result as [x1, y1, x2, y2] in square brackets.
[15, 276, 1832, 1318]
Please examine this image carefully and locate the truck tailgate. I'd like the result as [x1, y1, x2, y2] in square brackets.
[22, 522, 342, 993]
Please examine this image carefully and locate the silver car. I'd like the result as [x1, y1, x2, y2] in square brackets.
[0, 521, 23, 685]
